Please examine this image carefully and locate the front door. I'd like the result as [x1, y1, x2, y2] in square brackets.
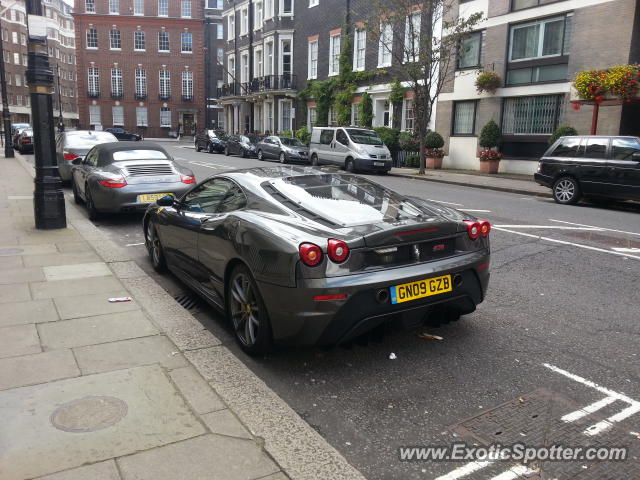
[182, 114, 195, 135]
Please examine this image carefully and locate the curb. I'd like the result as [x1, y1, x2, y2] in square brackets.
[13, 153, 367, 480]
[389, 172, 552, 198]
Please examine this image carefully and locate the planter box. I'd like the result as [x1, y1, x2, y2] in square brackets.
[479, 160, 500, 174]
[426, 157, 443, 169]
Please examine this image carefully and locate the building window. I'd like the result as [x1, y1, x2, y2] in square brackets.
[328, 107, 337, 126]
[458, 31, 483, 69]
[265, 40, 273, 75]
[158, 31, 169, 52]
[281, 0, 292, 15]
[89, 105, 101, 125]
[404, 12, 421, 63]
[264, 0, 273, 19]
[280, 99, 292, 132]
[265, 102, 273, 132]
[240, 8, 248, 35]
[112, 106, 124, 126]
[281, 38, 292, 76]
[86, 28, 98, 49]
[109, 0, 119, 14]
[159, 70, 171, 99]
[403, 99, 414, 131]
[181, 33, 192, 53]
[158, 0, 168, 16]
[85, 0, 96, 13]
[351, 103, 360, 126]
[228, 14, 235, 40]
[160, 107, 171, 127]
[88, 67, 100, 95]
[134, 31, 145, 51]
[111, 67, 123, 97]
[135, 69, 147, 98]
[509, 15, 571, 62]
[109, 30, 121, 50]
[217, 48, 224, 65]
[353, 29, 366, 71]
[308, 40, 318, 79]
[309, 0, 318, 6]
[182, 70, 193, 99]
[502, 95, 564, 135]
[181, 1, 191, 18]
[240, 52, 249, 83]
[378, 23, 392, 67]
[136, 106, 148, 126]
[216, 24, 223, 39]
[134, 0, 144, 15]
[227, 55, 235, 83]
[452, 100, 477, 136]
[308, 107, 316, 128]
[207, 0, 223, 8]
[329, 33, 340, 76]
[254, 48, 263, 78]
[512, 0, 560, 10]
[254, 1, 263, 30]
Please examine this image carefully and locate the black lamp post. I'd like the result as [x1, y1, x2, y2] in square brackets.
[0, 15, 14, 158]
[26, 0, 66, 229]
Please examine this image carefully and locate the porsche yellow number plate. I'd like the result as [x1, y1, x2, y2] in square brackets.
[137, 193, 173, 203]
[390, 274, 452, 304]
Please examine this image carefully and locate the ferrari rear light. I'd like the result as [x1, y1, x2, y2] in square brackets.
[299, 242, 323, 267]
[464, 220, 480, 240]
[327, 238, 349, 263]
[180, 174, 195, 184]
[313, 294, 348, 301]
[63, 152, 79, 161]
[478, 219, 491, 238]
[21, 138, 31, 143]
[98, 177, 127, 188]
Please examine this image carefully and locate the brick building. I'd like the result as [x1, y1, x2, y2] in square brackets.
[73, 0, 205, 138]
[437, 0, 640, 174]
[1, 0, 78, 128]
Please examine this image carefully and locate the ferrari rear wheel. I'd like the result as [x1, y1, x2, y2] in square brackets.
[146, 221, 167, 273]
[227, 264, 272, 356]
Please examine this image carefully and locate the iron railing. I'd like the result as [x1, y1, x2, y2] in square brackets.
[217, 74, 297, 98]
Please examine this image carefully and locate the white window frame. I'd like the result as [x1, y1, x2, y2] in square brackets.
[227, 13, 235, 40]
[254, 1, 263, 30]
[134, 0, 144, 15]
[264, 0, 274, 20]
[136, 106, 148, 127]
[89, 105, 101, 125]
[240, 51, 249, 83]
[279, 99, 292, 132]
[227, 54, 235, 83]
[240, 8, 249, 36]
[328, 33, 340, 77]
[402, 98, 414, 131]
[85, 0, 96, 13]
[264, 38, 274, 76]
[307, 106, 316, 129]
[112, 105, 124, 126]
[109, 0, 119, 14]
[111, 67, 123, 96]
[87, 67, 99, 94]
[378, 23, 392, 67]
[181, 33, 193, 53]
[279, 0, 293, 16]
[134, 31, 145, 51]
[254, 46, 264, 78]
[307, 40, 318, 79]
[135, 69, 147, 97]
[181, 0, 192, 18]
[404, 12, 421, 63]
[279, 36, 293, 77]
[182, 70, 193, 99]
[353, 29, 366, 71]
[159, 70, 171, 98]
[509, 15, 569, 63]
[160, 107, 171, 127]
[86, 29, 98, 49]
[109, 29, 121, 50]
[158, 0, 168, 16]
[158, 31, 169, 52]
[216, 23, 223, 39]
[309, 0, 318, 7]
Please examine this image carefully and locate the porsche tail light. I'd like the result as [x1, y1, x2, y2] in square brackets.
[327, 238, 349, 263]
[180, 174, 195, 184]
[98, 177, 127, 188]
[464, 220, 480, 240]
[63, 152, 79, 161]
[478, 219, 491, 238]
[299, 242, 323, 267]
[313, 294, 348, 301]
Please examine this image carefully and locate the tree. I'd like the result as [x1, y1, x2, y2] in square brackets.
[479, 119, 501, 149]
[365, 1, 482, 173]
[359, 92, 373, 128]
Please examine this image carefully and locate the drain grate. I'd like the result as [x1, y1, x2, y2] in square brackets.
[173, 292, 202, 313]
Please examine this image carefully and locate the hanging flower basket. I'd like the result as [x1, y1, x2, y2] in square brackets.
[574, 65, 640, 103]
[475, 71, 502, 95]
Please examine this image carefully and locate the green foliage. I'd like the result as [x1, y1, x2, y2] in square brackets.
[335, 83, 357, 126]
[311, 79, 337, 127]
[405, 154, 420, 168]
[399, 132, 420, 152]
[359, 92, 373, 128]
[478, 119, 501, 149]
[280, 130, 293, 138]
[425, 131, 445, 149]
[295, 126, 311, 145]
[475, 71, 502, 94]
[389, 78, 406, 106]
[549, 125, 578, 145]
[374, 127, 401, 152]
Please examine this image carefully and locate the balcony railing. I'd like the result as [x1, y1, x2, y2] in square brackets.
[159, 94, 171, 100]
[134, 93, 147, 100]
[182, 95, 193, 102]
[217, 74, 297, 98]
[87, 90, 100, 98]
[111, 92, 123, 99]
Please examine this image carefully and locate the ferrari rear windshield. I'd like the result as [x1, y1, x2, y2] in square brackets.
[271, 174, 423, 226]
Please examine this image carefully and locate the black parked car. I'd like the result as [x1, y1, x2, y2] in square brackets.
[535, 135, 640, 204]
[15, 129, 34, 153]
[105, 128, 143, 141]
[224, 135, 259, 157]
[143, 167, 491, 355]
[256, 136, 309, 163]
[195, 129, 226, 153]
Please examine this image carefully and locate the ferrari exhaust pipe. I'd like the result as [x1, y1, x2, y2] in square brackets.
[453, 274, 463, 287]
[375, 289, 390, 304]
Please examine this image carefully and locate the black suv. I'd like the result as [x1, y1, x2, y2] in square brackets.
[535, 135, 640, 204]
[195, 129, 226, 153]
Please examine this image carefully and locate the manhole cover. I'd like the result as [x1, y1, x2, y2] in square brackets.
[50, 396, 128, 433]
[0, 248, 24, 255]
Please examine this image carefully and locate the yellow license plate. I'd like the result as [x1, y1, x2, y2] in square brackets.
[390, 274, 452, 304]
[137, 193, 173, 203]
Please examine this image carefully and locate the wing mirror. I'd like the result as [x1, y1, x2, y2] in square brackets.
[71, 158, 82, 165]
[632, 152, 640, 162]
[156, 195, 176, 207]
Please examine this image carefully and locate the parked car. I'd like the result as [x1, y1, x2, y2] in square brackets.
[309, 127, 392, 174]
[534, 135, 640, 204]
[15, 129, 34, 153]
[143, 166, 491, 355]
[105, 128, 143, 141]
[12, 125, 31, 149]
[257, 136, 309, 163]
[195, 129, 227, 153]
[223, 135, 259, 157]
[56, 131, 119, 183]
[70, 141, 195, 220]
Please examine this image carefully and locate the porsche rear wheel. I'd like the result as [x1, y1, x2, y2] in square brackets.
[227, 264, 272, 356]
[85, 185, 101, 221]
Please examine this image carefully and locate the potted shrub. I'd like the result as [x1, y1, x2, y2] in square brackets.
[478, 119, 502, 174]
[475, 71, 502, 95]
[548, 125, 578, 145]
[424, 131, 445, 169]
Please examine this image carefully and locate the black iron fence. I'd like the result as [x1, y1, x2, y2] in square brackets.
[217, 74, 297, 98]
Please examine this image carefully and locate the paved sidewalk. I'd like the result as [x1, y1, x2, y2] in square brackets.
[390, 167, 551, 197]
[0, 153, 365, 480]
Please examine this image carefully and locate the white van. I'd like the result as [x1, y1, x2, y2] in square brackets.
[309, 126, 392, 173]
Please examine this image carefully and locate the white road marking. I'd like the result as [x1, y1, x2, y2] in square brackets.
[549, 219, 640, 237]
[494, 225, 604, 231]
[612, 247, 640, 253]
[125, 242, 145, 247]
[584, 404, 640, 436]
[426, 199, 464, 206]
[493, 227, 640, 261]
[433, 461, 493, 480]
[561, 396, 617, 422]
[459, 209, 491, 213]
[490, 465, 537, 480]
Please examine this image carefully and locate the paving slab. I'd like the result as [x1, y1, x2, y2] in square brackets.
[0, 255, 23, 269]
[201, 409, 253, 439]
[23, 252, 102, 267]
[168, 366, 226, 414]
[0, 266, 44, 285]
[0, 283, 31, 304]
[0, 324, 41, 358]
[0, 349, 79, 390]
[73, 335, 188, 374]
[54, 291, 139, 319]
[116, 434, 279, 480]
[109, 261, 147, 279]
[259, 473, 290, 480]
[17, 230, 82, 246]
[38, 310, 158, 350]
[0, 365, 205, 480]
[31, 276, 124, 299]
[0, 298, 59, 327]
[34, 460, 121, 480]
[55, 241, 94, 253]
[0, 244, 57, 256]
[43, 262, 113, 281]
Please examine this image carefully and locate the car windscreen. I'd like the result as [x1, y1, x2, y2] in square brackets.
[346, 129, 383, 145]
[270, 174, 423, 226]
[66, 133, 117, 147]
[112, 150, 169, 161]
[280, 138, 304, 147]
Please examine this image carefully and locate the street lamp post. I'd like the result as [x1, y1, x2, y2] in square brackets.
[26, 0, 66, 229]
[0, 15, 14, 158]
[56, 64, 63, 132]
